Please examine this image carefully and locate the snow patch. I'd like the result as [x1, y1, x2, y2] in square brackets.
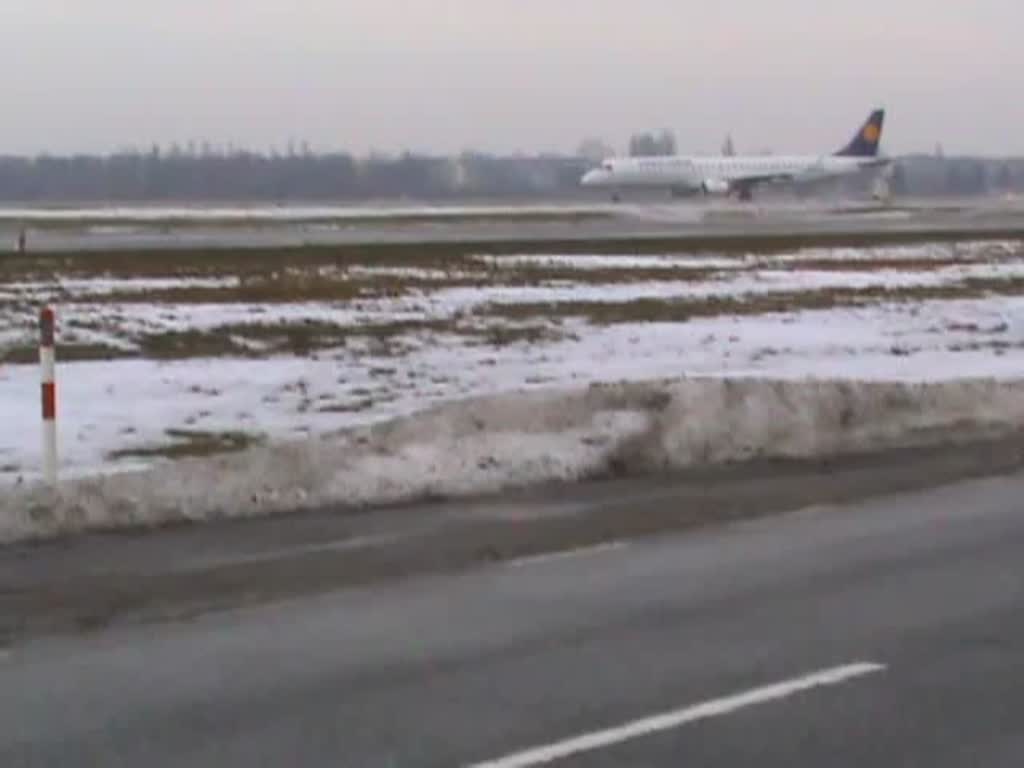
[3, 376, 1024, 543]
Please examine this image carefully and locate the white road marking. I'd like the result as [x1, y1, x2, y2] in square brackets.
[505, 541, 628, 568]
[465, 661, 886, 768]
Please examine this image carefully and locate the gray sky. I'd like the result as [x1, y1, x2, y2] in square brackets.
[3, 0, 1020, 156]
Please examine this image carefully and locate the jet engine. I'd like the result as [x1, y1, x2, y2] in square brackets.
[701, 178, 731, 196]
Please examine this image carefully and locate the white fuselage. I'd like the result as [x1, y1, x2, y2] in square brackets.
[581, 153, 888, 195]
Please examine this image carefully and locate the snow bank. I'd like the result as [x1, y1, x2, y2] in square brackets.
[3, 377, 1024, 543]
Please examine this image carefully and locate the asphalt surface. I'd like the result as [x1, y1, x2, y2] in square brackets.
[2, 467, 1024, 766]
[5, 198, 1024, 252]
[4, 435, 1024, 645]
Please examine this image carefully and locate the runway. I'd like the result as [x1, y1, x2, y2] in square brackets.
[4, 198, 1024, 252]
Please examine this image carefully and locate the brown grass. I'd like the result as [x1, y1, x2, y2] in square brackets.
[0, 342, 128, 364]
[78, 273, 483, 304]
[135, 318, 459, 360]
[4, 236, 1023, 365]
[5, 273, 1024, 364]
[107, 428, 262, 461]
[132, 317, 570, 360]
[478, 278, 1024, 326]
[317, 398, 376, 414]
[761, 256, 1008, 273]
[3, 229, 1022, 281]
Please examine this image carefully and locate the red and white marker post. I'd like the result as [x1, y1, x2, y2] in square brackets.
[39, 307, 58, 485]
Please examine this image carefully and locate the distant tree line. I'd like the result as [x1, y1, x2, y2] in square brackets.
[0, 143, 1022, 202]
[889, 155, 1024, 197]
[839, 155, 1024, 199]
[0, 149, 589, 203]
[628, 131, 677, 157]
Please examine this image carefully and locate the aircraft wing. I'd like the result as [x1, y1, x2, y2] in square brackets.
[735, 173, 796, 186]
[731, 173, 797, 196]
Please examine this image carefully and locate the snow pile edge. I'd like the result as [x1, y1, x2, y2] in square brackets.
[4, 376, 1024, 543]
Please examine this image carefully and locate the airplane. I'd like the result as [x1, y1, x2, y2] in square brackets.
[580, 109, 890, 202]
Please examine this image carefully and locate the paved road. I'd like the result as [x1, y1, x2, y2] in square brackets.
[4, 436, 1023, 645]
[2, 470, 1024, 766]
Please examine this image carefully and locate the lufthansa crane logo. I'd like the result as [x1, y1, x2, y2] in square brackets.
[862, 123, 881, 143]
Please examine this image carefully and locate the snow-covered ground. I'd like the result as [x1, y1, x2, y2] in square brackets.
[3, 295, 1024, 484]
[2, 240, 1022, 357]
[2, 239, 1024, 489]
[476, 241, 1020, 268]
[4, 376, 1024, 542]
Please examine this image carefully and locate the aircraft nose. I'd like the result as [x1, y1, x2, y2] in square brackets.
[581, 169, 604, 187]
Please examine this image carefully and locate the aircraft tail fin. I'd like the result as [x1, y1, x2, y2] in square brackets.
[834, 109, 885, 157]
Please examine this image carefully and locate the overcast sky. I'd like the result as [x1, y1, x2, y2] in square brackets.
[3, 0, 1019, 156]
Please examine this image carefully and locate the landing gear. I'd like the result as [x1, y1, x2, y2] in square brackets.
[871, 166, 894, 205]
[611, 191, 622, 203]
[736, 186, 754, 203]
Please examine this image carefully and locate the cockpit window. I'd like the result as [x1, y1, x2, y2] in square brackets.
[602, 162, 614, 171]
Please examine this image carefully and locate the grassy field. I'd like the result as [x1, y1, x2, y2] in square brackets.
[2, 235, 1024, 472]
[2, 237, 1022, 363]
[106, 428, 263, 461]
